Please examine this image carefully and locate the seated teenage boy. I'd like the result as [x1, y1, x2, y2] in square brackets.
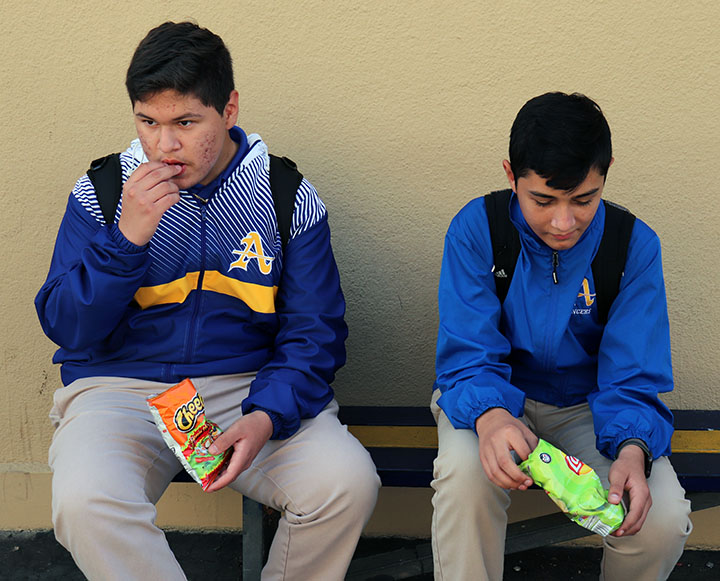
[35, 21, 379, 581]
[431, 92, 691, 580]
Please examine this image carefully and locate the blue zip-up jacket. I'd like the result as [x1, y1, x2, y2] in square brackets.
[35, 128, 348, 439]
[434, 192, 674, 461]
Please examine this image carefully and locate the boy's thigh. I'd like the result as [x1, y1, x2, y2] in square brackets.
[432, 393, 483, 473]
[431, 390, 508, 501]
[526, 400, 689, 507]
[49, 376, 182, 504]
[230, 400, 379, 512]
[526, 399, 610, 479]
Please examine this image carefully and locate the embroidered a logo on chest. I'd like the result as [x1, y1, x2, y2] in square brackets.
[572, 278, 596, 316]
[229, 231, 274, 275]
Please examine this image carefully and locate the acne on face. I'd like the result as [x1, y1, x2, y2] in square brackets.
[132, 90, 237, 188]
[201, 133, 218, 170]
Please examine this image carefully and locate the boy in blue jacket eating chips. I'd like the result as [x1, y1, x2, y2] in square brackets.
[431, 92, 691, 580]
[36, 21, 379, 581]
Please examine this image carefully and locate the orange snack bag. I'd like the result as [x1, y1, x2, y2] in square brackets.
[147, 378, 229, 491]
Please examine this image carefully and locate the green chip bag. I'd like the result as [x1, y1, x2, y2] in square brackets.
[519, 439, 625, 536]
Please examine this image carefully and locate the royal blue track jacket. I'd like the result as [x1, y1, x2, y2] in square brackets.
[35, 128, 348, 439]
[434, 192, 675, 460]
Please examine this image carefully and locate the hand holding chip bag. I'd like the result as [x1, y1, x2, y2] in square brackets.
[519, 439, 625, 536]
[147, 378, 230, 491]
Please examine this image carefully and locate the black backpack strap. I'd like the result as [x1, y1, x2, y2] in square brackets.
[87, 153, 122, 225]
[484, 189, 521, 304]
[591, 200, 636, 324]
[87, 151, 302, 246]
[269, 154, 303, 250]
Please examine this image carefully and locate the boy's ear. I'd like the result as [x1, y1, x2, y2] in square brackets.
[223, 90, 239, 129]
[502, 160, 516, 193]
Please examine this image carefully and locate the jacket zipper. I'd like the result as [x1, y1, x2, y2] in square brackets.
[185, 199, 208, 364]
[544, 250, 560, 371]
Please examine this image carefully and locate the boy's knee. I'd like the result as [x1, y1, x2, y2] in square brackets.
[52, 478, 106, 546]
[330, 451, 381, 514]
[645, 494, 692, 544]
[433, 445, 491, 495]
[290, 448, 380, 524]
[431, 448, 511, 523]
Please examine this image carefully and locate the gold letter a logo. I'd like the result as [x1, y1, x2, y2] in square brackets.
[577, 278, 596, 307]
[230, 232, 274, 275]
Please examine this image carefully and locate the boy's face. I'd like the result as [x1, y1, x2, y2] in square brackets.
[503, 160, 608, 251]
[133, 89, 239, 190]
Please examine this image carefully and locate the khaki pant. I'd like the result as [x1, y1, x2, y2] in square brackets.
[49, 374, 380, 581]
[430, 390, 692, 581]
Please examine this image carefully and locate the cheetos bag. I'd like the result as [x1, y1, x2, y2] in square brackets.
[147, 378, 229, 491]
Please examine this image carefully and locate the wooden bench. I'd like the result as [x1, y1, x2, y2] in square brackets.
[174, 407, 720, 580]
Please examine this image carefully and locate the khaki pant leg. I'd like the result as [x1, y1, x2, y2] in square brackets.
[430, 390, 511, 581]
[527, 400, 692, 581]
[52, 372, 379, 581]
[196, 375, 380, 581]
[48, 376, 186, 581]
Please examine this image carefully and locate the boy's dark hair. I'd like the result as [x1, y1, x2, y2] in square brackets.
[509, 92, 612, 191]
[126, 21, 234, 115]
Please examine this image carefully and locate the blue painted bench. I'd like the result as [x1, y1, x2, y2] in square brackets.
[174, 407, 720, 580]
[341, 406, 720, 580]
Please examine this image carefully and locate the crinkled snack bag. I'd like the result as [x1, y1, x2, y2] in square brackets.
[147, 378, 230, 491]
[519, 439, 625, 536]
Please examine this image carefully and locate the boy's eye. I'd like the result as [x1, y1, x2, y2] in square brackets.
[178, 120, 193, 127]
[533, 199, 552, 207]
[575, 199, 593, 206]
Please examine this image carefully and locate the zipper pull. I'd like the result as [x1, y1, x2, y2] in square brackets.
[552, 251, 559, 284]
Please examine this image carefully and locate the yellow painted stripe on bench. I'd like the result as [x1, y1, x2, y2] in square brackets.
[347, 426, 720, 454]
[671, 430, 720, 453]
[348, 426, 438, 448]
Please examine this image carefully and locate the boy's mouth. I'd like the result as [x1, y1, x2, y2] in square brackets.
[163, 159, 187, 175]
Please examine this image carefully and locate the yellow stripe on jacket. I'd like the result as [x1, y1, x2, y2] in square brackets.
[134, 271, 278, 313]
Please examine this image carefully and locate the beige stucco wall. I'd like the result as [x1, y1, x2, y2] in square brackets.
[2, 0, 719, 544]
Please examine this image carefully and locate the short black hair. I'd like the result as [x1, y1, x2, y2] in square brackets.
[126, 21, 234, 115]
[509, 92, 612, 191]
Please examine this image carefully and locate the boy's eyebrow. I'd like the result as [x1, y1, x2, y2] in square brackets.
[571, 187, 600, 199]
[528, 187, 600, 199]
[528, 190, 556, 199]
[134, 112, 204, 121]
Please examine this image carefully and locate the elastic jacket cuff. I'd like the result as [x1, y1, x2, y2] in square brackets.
[616, 438, 653, 478]
[247, 406, 284, 440]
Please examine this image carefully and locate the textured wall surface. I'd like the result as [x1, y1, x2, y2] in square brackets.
[1, 0, 718, 534]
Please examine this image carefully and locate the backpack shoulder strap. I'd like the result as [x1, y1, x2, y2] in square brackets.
[591, 200, 636, 324]
[484, 189, 521, 304]
[269, 154, 303, 249]
[87, 151, 304, 246]
[87, 153, 122, 225]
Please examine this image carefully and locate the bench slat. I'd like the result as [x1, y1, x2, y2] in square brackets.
[347, 424, 720, 454]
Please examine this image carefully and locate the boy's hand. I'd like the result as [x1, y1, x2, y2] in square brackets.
[475, 408, 539, 490]
[204, 411, 274, 492]
[608, 444, 652, 536]
[117, 162, 182, 245]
